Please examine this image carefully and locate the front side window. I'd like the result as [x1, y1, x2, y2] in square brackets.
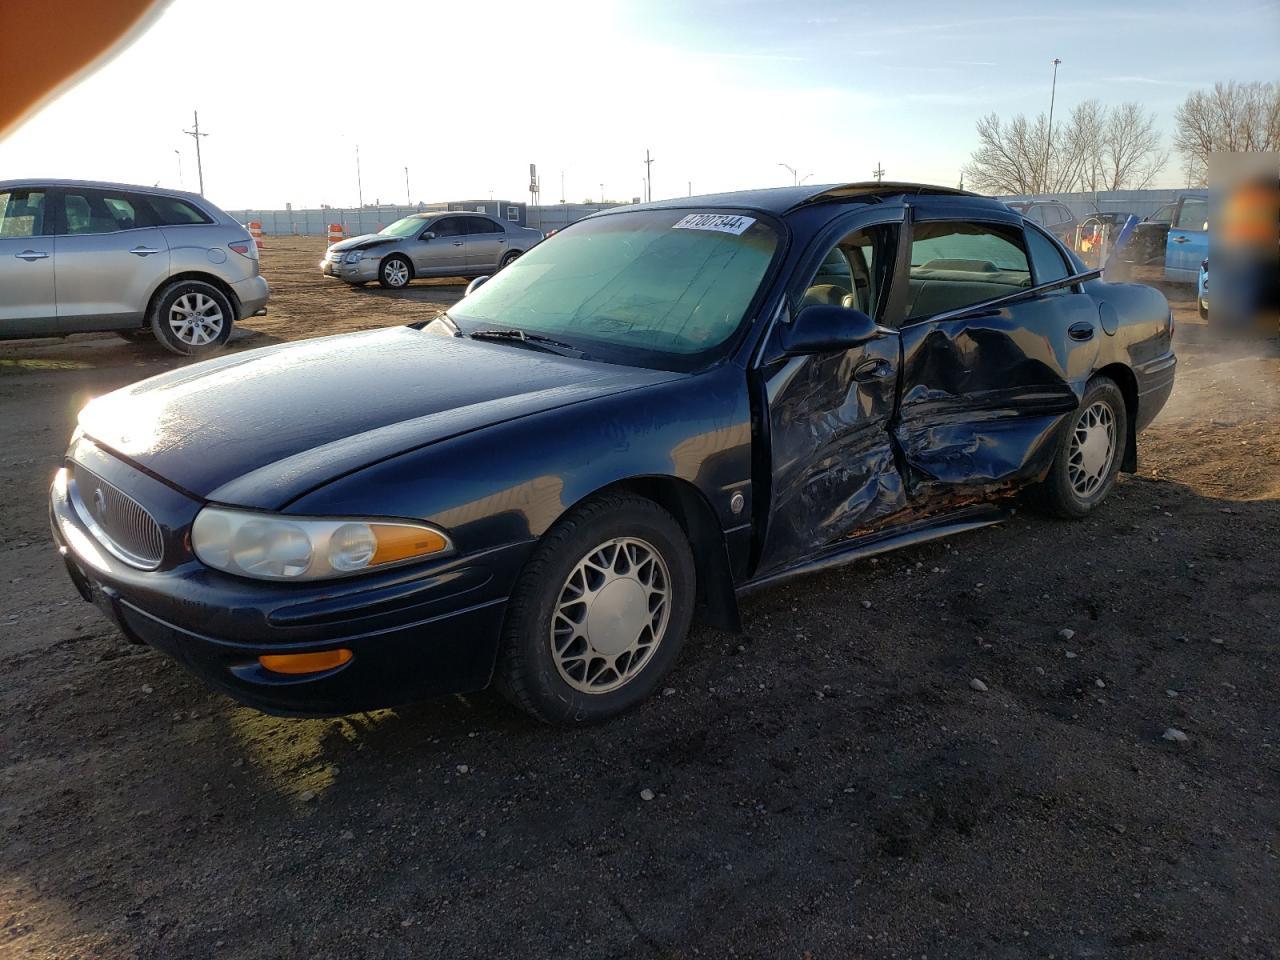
[798, 223, 899, 321]
[1175, 197, 1208, 230]
[448, 208, 781, 370]
[431, 217, 467, 238]
[0, 189, 46, 237]
[1148, 203, 1176, 224]
[61, 189, 143, 234]
[906, 221, 1030, 321]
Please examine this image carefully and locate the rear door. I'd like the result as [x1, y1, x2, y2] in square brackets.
[412, 216, 467, 276]
[893, 216, 1096, 505]
[1165, 195, 1208, 282]
[464, 216, 507, 272]
[755, 215, 907, 573]
[0, 187, 57, 336]
[52, 186, 171, 331]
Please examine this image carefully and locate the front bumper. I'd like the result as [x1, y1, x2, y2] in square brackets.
[320, 256, 380, 283]
[49, 465, 527, 716]
[231, 274, 270, 319]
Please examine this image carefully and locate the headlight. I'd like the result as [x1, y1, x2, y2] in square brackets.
[342, 251, 364, 263]
[191, 507, 451, 581]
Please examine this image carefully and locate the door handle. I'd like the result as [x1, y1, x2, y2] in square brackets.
[1171, 236, 1188, 244]
[853, 358, 893, 382]
[1068, 321, 1095, 341]
[452, 241, 464, 246]
[15, 249, 49, 261]
[129, 246, 162, 256]
[497, 239, 506, 244]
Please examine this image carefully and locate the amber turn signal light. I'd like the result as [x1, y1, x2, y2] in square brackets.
[258, 649, 353, 675]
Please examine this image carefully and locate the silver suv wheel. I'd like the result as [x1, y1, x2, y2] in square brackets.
[168, 291, 225, 347]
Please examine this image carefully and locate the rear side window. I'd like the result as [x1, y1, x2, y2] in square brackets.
[1025, 226, 1071, 285]
[146, 195, 211, 225]
[0, 189, 47, 237]
[60, 188, 150, 234]
[466, 217, 503, 235]
[906, 221, 1031, 321]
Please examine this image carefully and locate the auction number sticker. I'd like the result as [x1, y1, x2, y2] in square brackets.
[672, 213, 756, 235]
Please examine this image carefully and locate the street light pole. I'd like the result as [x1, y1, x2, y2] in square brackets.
[404, 166, 411, 205]
[1043, 57, 1062, 194]
[174, 149, 183, 188]
[355, 144, 363, 208]
[777, 162, 797, 185]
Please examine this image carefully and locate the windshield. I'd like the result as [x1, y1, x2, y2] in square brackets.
[379, 216, 427, 237]
[448, 209, 780, 369]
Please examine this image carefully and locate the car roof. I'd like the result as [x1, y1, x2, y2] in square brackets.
[0, 177, 209, 203]
[620, 181, 992, 216]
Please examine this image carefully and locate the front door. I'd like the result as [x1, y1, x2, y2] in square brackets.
[1165, 195, 1208, 282]
[893, 217, 1096, 505]
[412, 216, 468, 276]
[0, 187, 56, 336]
[755, 218, 906, 573]
[52, 186, 171, 331]
[465, 216, 508, 272]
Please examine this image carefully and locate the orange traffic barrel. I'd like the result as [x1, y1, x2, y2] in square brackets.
[327, 223, 344, 245]
[247, 220, 264, 249]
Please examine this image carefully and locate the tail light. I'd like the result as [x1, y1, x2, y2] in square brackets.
[228, 240, 258, 260]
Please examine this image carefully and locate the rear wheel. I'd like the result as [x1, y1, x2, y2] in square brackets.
[499, 250, 521, 270]
[495, 493, 696, 724]
[149, 280, 234, 356]
[379, 256, 412, 289]
[1033, 376, 1128, 519]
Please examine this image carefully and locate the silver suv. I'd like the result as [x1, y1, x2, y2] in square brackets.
[0, 179, 269, 356]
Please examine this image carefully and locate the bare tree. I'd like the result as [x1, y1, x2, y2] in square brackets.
[965, 100, 1167, 195]
[1174, 81, 1280, 185]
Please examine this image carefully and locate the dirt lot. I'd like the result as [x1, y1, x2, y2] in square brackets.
[1, 237, 1277, 960]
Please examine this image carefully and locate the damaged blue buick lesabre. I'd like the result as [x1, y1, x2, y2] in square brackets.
[49, 182, 1176, 723]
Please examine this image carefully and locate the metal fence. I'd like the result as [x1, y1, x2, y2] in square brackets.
[226, 202, 627, 237]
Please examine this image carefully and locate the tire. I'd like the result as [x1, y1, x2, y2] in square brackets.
[1033, 376, 1128, 519]
[1198, 300, 1208, 320]
[495, 493, 696, 724]
[149, 280, 234, 357]
[115, 328, 154, 344]
[379, 255, 412, 289]
[499, 250, 521, 270]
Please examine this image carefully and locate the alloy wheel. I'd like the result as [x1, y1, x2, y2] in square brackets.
[550, 537, 671, 694]
[1067, 400, 1116, 497]
[168, 292, 225, 347]
[384, 259, 410, 287]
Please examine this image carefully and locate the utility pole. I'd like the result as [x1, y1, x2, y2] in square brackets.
[872, 162, 885, 183]
[643, 149, 655, 202]
[181, 110, 207, 195]
[560, 169, 565, 204]
[404, 166, 411, 205]
[687, 181, 691, 197]
[599, 183, 605, 205]
[1043, 57, 1062, 195]
[354, 145, 364, 208]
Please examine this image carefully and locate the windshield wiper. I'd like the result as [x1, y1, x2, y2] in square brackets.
[469, 328, 584, 357]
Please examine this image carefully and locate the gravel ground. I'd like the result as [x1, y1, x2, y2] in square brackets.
[1, 238, 1277, 960]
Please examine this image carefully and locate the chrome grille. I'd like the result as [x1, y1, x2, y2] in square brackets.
[72, 465, 164, 569]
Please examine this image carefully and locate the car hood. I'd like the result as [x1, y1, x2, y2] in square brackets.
[329, 233, 401, 252]
[78, 326, 681, 509]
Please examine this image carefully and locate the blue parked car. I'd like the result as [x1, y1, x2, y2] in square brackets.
[50, 182, 1177, 723]
[1198, 258, 1209, 319]
[1121, 192, 1208, 283]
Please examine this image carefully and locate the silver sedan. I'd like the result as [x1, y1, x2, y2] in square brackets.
[321, 212, 544, 288]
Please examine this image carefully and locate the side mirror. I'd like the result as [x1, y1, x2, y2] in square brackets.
[781, 304, 882, 354]
[420, 231, 436, 241]
[465, 275, 490, 297]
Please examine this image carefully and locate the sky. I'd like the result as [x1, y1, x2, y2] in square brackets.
[1, 0, 1276, 211]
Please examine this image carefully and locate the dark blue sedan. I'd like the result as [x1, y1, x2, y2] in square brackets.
[50, 182, 1177, 723]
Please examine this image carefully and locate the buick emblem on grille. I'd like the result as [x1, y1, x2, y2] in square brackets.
[93, 486, 108, 518]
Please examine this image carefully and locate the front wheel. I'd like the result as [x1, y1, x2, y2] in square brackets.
[379, 255, 412, 289]
[495, 493, 696, 724]
[149, 280, 234, 356]
[1033, 376, 1128, 519]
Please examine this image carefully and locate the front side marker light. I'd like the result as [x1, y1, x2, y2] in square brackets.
[259, 649, 353, 675]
